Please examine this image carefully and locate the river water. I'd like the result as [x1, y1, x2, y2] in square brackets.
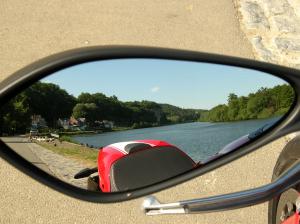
[72, 117, 280, 162]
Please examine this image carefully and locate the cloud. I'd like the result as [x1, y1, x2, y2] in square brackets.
[41, 79, 51, 83]
[151, 86, 160, 93]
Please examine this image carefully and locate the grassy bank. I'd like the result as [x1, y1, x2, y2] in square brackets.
[59, 135, 79, 144]
[36, 141, 98, 166]
[57, 127, 131, 138]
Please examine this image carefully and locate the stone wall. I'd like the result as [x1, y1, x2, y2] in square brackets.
[234, 0, 300, 68]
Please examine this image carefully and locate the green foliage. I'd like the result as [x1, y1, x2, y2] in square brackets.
[59, 135, 78, 144]
[0, 82, 76, 135]
[203, 84, 294, 122]
[0, 84, 174, 135]
[131, 122, 154, 129]
[72, 103, 98, 125]
[159, 104, 207, 123]
[24, 82, 77, 126]
[76, 94, 167, 126]
[37, 142, 98, 166]
[0, 93, 31, 134]
[0, 81, 294, 135]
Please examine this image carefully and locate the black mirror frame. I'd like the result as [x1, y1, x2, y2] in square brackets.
[1, 46, 300, 204]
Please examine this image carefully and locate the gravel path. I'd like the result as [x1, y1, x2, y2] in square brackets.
[29, 142, 89, 189]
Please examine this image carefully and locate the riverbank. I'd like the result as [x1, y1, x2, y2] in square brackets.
[29, 140, 91, 189]
[35, 140, 98, 167]
[0, 137, 91, 189]
[58, 122, 197, 142]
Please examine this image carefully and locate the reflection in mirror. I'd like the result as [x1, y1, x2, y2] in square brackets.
[0, 59, 295, 192]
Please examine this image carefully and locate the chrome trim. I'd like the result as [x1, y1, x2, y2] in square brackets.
[142, 196, 185, 215]
[143, 161, 300, 215]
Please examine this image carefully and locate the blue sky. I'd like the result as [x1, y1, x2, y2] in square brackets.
[42, 59, 287, 109]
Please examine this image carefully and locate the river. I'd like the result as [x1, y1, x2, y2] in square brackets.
[72, 117, 280, 162]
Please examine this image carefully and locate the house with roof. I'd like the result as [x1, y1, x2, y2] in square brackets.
[58, 116, 87, 130]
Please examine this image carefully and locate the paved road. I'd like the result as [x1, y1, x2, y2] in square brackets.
[0, 1, 267, 224]
[1, 137, 52, 174]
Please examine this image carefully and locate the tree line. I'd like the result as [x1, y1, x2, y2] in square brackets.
[0, 82, 76, 135]
[0, 82, 294, 135]
[199, 84, 294, 122]
[0, 82, 202, 134]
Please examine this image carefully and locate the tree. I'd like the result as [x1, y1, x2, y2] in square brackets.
[0, 93, 31, 134]
[72, 103, 98, 126]
[201, 84, 294, 122]
[208, 105, 228, 122]
[227, 93, 239, 121]
[24, 82, 77, 127]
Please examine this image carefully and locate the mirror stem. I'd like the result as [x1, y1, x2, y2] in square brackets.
[142, 161, 300, 215]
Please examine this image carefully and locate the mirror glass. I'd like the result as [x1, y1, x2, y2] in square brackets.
[0, 59, 295, 192]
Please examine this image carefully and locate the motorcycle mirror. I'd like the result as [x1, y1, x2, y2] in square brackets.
[0, 46, 299, 206]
